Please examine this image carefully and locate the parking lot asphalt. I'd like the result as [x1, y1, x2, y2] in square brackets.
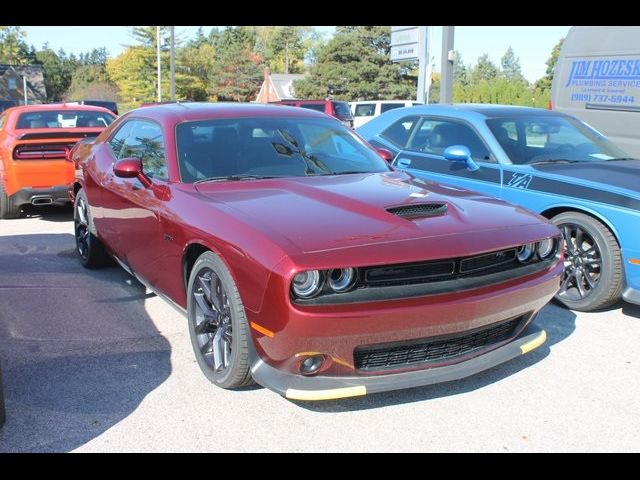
[0, 205, 639, 452]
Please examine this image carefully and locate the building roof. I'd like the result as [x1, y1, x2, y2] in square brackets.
[0, 64, 47, 103]
[270, 73, 306, 100]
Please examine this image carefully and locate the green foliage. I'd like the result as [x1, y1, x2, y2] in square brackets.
[500, 46, 525, 83]
[107, 47, 160, 103]
[176, 43, 216, 101]
[210, 27, 263, 102]
[535, 37, 564, 91]
[0, 26, 30, 64]
[35, 47, 73, 101]
[294, 26, 416, 101]
[66, 64, 118, 101]
[470, 54, 499, 83]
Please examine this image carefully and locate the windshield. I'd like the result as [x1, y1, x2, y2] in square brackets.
[486, 115, 630, 164]
[16, 110, 115, 129]
[176, 116, 389, 183]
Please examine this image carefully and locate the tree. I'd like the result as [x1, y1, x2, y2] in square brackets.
[500, 46, 526, 83]
[452, 50, 469, 86]
[66, 64, 118, 101]
[0, 26, 30, 64]
[35, 47, 74, 102]
[210, 27, 263, 102]
[107, 47, 159, 103]
[535, 37, 564, 91]
[470, 54, 499, 83]
[270, 27, 308, 74]
[176, 42, 216, 101]
[294, 26, 415, 101]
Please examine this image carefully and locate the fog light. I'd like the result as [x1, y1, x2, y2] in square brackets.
[300, 354, 325, 375]
[517, 243, 536, 263]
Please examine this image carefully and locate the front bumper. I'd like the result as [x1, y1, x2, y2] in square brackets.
[251, 325, 546, 400]
[10, 185, 70, 207]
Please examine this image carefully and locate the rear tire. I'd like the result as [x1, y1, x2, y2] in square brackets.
[552, 211, 622, 311]
[0, 181, 21, 219]
[187, 251, 254, 389]
[74, 188, 109, 269]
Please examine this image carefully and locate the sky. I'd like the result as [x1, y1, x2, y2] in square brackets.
[21, 26, 570, 83]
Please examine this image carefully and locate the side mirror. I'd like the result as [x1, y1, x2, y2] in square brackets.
[113, 158, 152, 188]
[376, 148, 395, 163]
[443, 145, 479, 172]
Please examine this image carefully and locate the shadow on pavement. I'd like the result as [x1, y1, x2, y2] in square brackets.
[21, 204, 74, 222]
[292, 303, 577, 412]
[0, 233, 172, 452]
[621, 302, 640, 319]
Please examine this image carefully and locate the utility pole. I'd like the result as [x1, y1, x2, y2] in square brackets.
[22, 76, 28, 105]
[440, 26, 455, 104]
[157, 26, 162, 102]
[170, 26, 175, 101]
[416, 26, 429, 103]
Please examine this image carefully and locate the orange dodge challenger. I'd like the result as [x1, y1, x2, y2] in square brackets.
[0, 104, 116, 218]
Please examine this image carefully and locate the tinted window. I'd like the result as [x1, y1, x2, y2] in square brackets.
[355, 104, 375, 117]
[380, 103, 405, 114]
[108, 121, 134, 157]
[486, 115, 628, 164]
[380, 116, 420, 147]
[176, 116, 389, 183]
[299, 104, 326, 112]
[332, 101, 352, 119]
[16, 110, 115, 129]
[120, 121, 168, 179]
[406, 118, 490, 162]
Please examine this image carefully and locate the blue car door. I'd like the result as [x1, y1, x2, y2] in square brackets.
[386, 116, 503, 199]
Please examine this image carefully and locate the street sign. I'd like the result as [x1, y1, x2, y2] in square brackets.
[391, 26, 419, 62]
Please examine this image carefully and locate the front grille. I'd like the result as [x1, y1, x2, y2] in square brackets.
[354, 316, 524, 372]
[386, 203, 447, 218]
[460, 249, 516, 273]
[359, 247, 523, 287]
[364, 260, 455, 285]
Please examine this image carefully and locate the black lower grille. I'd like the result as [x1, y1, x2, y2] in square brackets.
[354, 316, 524, 372]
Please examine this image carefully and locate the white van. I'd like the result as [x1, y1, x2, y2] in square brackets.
[350, 100, 422, 128]
[551, 26, 640, 157]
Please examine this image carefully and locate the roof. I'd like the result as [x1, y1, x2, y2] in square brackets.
[127, 101, 329, 123]
[452, 104, 561, 118]
[0, 64, 47, 102]
[270, 73, 305, 100]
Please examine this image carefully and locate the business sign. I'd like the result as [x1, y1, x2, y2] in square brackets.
[391, 26, 419, 62]
[562, 56, 640, 108]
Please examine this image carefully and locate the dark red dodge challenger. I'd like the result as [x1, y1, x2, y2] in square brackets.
[70, 103, 563, 401]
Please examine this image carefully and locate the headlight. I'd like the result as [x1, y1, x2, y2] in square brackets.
[516, 243, 536, 263]
[292, 270, 322, 298]
[328, 268, 356, 292]
[537, 237, 557, 259]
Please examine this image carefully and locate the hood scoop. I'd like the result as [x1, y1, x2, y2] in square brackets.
[386, 203, 448, 219]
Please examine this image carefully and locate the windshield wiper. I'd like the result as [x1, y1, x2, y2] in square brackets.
[606, 157, 635, 161]
[194, 174, 280, 184]
[529, 159, 582, 165]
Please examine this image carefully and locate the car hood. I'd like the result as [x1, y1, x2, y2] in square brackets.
[532, 159, 640, 197]
[194, 171, 550, 255]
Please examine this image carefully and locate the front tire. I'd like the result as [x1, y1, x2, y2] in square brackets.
[552, 211, 622, 311]
[0, 181, 21, 219]
[187, 251, 254, 389]
[74, 188, 109, 269]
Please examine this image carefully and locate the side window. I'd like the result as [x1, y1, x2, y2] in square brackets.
[406, 117, 491, 162]
[122, 121, 168, 180]
[355, 104, 375, 117]
[108, 121, 134, 159]
[380, 103, 405, 114]
[0, 114, 6, 129]
[380, 116, 420, 148]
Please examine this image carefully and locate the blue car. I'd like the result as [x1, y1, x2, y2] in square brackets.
[358, 104, 640, 311]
